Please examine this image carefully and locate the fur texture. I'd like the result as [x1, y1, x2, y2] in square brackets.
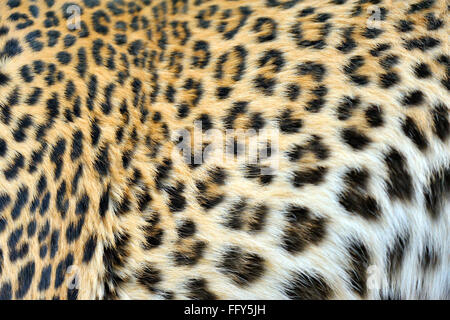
[0, 0, 448, 300]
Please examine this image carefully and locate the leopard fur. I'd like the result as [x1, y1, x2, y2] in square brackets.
[0, 0, 448, 300]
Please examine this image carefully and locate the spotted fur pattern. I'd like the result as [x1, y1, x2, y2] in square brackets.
[0, 0, 448, 300]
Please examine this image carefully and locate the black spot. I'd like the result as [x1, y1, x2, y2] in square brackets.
[285, 205, 310, 224]
[281, 213, 327, 253]
[248, 204, 268, 232]
[63, 34, 76, 48]
[173, 240, 206, 266]
[47, 30, 60, 47]
[0, 26, 8, 36]
[279, 110, 302, 133]
[252, 17, 277, 43]
[75, 193, 90, 215]
[115, 196, 131, 216]
[142, 220, 164, 250]
[99, 187, 110, 217]
[26, 87, 42, 105]
[258, 49, 285, 72]
[396, 19, 414, 32]
[216, 86, 231, 99]
[218, 246, 265, 286]
[0, 72, 10, 86]
[306, 97, 326, 113]
[285, 83, 301, 101]
[38, 265, 52, 291]
[186, 278, 217, 300]
[0, 218, 5, 234]
[83, 0, 100, 8]
[11, 186, 28, 220]
[67, 287, 78, 300]
[54, 253, 74, 288]
[2, 39, 22, 58]
[114, 33, 127, 45]
[387, 233, 410, 281]
[297, 61, 326, 82]
[65, 80, 75, 101]
[0, 139, 6, 157]
[384, 149, 413, 200]
[71, 130, 83, 160]
[71, 164, 83, 195]
[76, 47, 87, 77]
[344, 55, 364, 74]
[92, 10, 110, 35]
[94, 145, 110, 177]
[337, 96, 360, 121]
[155, 159, 172, 190]
[369, 43, 391, 57]
[50, 230, 59, 258]
[0, 193, 11, 213]
[90, 120, 101, 146]
[420, 244, 439, 271]
[65, 217, 85, 243]
[424, 166, 450, 219]
[166, 183, 186, 212]
[292, 166, 327, 188]
[44, 93, 59, 124]
[379, 72, 400, 88]
[380, 55, 399, 70]
[223, 200, 247, 230]
[198, 114, 212, 131]
[103, 232, 130, 291]
[15, 261, 35, 299]
[197, 190, 224, 210]
[425, 13, 443, 31]
[349, 74, 369, 86]
[37, 220, 50, 242]
[137, 265, 161, 292]
[51, 138, 66, 163]
[7, 0, 20, 9]
[209, 167, 227, 185]
[137, 191, 152, 212]
[365, 105, 384, 127]
[346, 241, 370, 297]
[28, 143, 48, 174]
[284, 271, 332, 299]
[431, 103, 449, 141]
[20, 65, 33, 83]
[362, 27, 383, 39]
[248, 112, 265, 131]
[341, 128, 370, 150]
[402, 116, 428, 150]
[336, 27, 357, 53]
[27, 221, 36, 237]
[223, 101, 248, 130]
[82, 235, 97, 263]
[408, 0, 435, 13]
[5, 153, 25, 180]
[0, 282, 12, 300]
[177, 220, 196, 238]
[25, 30, 44, 51]
[56, 51, 71, 64]
[8, 226, 29, 262]
[339, 168, 380, 220]
[404, 37, 440, 51]
[128, 40, 143, 56]
[37, 175, 47, 196]
[39, 245, 48, 258]
[414, 62, 432, 78]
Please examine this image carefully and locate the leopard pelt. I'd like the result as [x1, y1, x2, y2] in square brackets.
[0, 0, 448, 300]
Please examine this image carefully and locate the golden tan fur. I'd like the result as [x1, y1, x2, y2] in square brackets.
[0, 0, 448, 299]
